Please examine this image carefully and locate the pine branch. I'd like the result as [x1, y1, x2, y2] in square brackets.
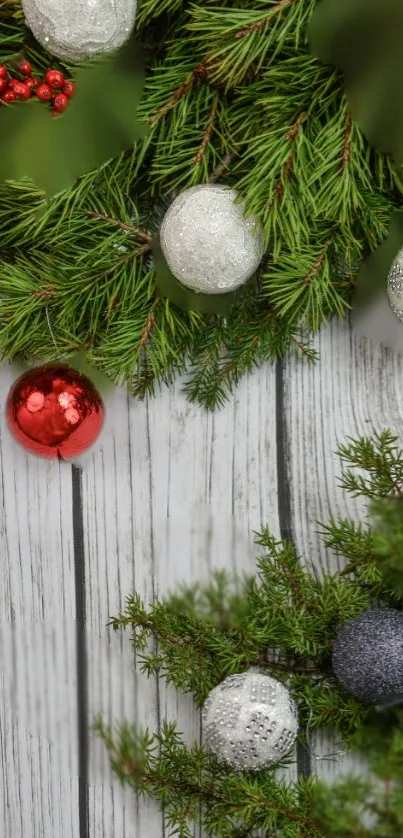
[99, 429, 403, 834]
[1, 0, 403, 403]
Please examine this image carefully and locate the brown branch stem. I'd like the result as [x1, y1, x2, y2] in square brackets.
[209, 151, 237, 183]
[148, 63, 208, 124]
[87, 211, 152, 245]
[193, 94, 219, 166]
[235, 0, 295, 38]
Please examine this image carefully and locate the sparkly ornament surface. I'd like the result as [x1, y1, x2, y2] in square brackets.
[332, 608, 403, 703]
[387, 247, 403, 323]
[159, 185, 264, 295]
[22, 0, 137, 62]
[7, 365, 104, 459]
[202, 671, 298, 771]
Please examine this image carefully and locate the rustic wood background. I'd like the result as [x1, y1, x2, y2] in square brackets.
[1, 316, 401, 837]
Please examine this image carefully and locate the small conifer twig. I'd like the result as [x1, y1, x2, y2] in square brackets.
[209, 151, 237, 183]
[340, 113, 353, 172]
[235, 0, 296, 39]
[86, 211, 152, 244]
[148, 63, 208, 124]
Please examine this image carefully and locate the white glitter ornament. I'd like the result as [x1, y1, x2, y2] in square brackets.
[387, 247, 403, 323]
[202, 671, 298, 771]
[159, 185, 264, 295]
[22, 0, 137, 63]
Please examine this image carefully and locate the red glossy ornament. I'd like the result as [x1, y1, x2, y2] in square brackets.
[63, 80, 75, 98]
[18, 60, 32, 76]
[3, 89, 15, 103]
[53, 92, 69, 112]
[44, 69, 64, 89]
[36, 83, 52, 102]
[7, 365, 104, 460]
[13, 81, 31, 100]
[0, 65, 7, 80]
[0, 78, 8, 95]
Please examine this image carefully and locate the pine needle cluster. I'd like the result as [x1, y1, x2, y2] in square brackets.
[1, 2, 402, 406]
[96, 430, 403, 836]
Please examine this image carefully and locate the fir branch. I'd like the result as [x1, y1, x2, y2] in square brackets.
[1, 0, 403, 403]
[86, 210, 152, 245]
[99, 429, 403, 833]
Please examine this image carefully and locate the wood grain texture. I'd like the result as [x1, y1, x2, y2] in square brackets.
[284, 317, 403, 782]
[0, 366, 79, 838]
[1, 317, 402, 835]
[79, 365, 281, 836]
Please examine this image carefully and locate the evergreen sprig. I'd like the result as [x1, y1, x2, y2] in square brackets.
[99, 429, 403, 836]
[0, 1, 402, 406]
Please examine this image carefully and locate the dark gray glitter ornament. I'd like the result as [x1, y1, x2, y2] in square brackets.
[332, 608, 403, 703]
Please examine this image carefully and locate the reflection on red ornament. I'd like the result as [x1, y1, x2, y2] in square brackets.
[7, 364, 105, 459]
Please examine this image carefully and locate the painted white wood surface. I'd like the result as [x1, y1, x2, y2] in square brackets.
[0, 317, 400, 836]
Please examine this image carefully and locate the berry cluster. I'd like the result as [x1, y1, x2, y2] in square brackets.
[0, 61, 75, 115]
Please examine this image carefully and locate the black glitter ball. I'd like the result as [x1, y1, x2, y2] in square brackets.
[332, 608, 403, 703]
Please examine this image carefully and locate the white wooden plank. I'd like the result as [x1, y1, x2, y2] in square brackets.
[0, 366, 79, 838]
[81, 365, 282, 836]
[283, 317, 403, 782]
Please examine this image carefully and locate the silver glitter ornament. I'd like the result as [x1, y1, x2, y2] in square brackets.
[22, 0, 137, 63]
[387, 247, 403, 324]
[202, 671, 298, 771]
[159, 185, 264, 295]
[332, 608, 403, 703]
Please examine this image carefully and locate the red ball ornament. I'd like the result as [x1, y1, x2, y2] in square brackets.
[44, 69, 64, 89]
[7, 365, 104, 460]
[3, 89, 15, 103]
[13, 81, 31, 100]
[36, 83, 52, 102]
[0, 65, 8, 80]
[63, 80, 75, 98]
[53, 92, 69, 113]
[18, 60, 32, 76]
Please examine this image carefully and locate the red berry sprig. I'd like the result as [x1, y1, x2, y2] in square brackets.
[0, 62, 75, 114]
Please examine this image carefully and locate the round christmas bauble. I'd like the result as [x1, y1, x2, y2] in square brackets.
[22, 0, 138, 63]
[332, 608, 403, 703]
[202, 671, 298, 771]
[159, 185, 264, 295]
[7, 364, 104, 460]
[387, 248, 403, 323]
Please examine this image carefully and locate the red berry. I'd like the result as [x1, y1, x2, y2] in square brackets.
[8, 78, 19, 89]
[13, 81, 31, 100]
[3, 89, 16, 103]
[25, 77, 39, 90]
[0, 65, 8, 80]
[62, 80, 75, 98]
[0, 78, 8, 95]
[18, 60, 32, 76]
[53, 92, 69, 112]
[44, 69, 64, 89]
[36, 83, 52, 102]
